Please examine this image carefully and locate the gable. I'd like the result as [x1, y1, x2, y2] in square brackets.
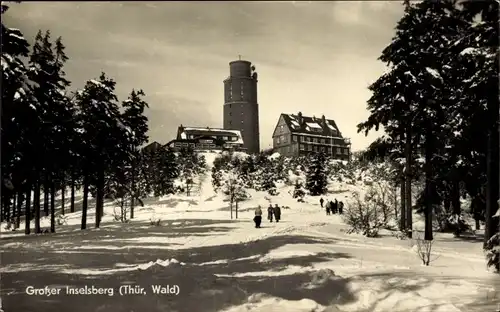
[272, 115, 291, 137]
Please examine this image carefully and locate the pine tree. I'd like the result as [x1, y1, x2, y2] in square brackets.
[293, 180, 306, 202]
[306, 153, 328, 196]
[1, 4, 39, 234]
[155, 147, 178, 196]
[120, 89, 149, 218]
[28, 31, 74, 233]
[457, 0, 499, 270]
[76, 73, 122, 228]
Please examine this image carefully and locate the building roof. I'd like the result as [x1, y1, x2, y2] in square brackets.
[177, 126, 244, 144]
[280, 113, 344, 138]
[142, 141, 163, 152]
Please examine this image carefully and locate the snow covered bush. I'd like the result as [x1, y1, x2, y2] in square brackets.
[364, 182, 398, 228]
[113, 197, 130, 223]
[485, 204, 500, 273]
[56, 214, 68, 226]
[342, 191, 386, 237]
[149, 213, 162, 226]
[292, 180, 306, 202]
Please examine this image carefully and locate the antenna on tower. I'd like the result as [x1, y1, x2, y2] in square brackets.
[238, 54, 242, 60]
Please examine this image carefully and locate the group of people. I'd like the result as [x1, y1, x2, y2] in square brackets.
[254, 204, 281, 228]
[320, 197, 344, 215]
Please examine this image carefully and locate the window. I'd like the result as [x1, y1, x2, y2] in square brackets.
[229, 112, 232, 116]
[326, 147, 331, 154]
[313, 138, 318, 143]
[292, 135, 298, 142]
[229, 121, 232, 125]
[280, 125, 284, 132]
[300, 144, 305, 151]
[277, 136, 281, 144]
[229, 84, 232, 101]
[344, 148, 349, 155]
[241, 81, 244, 99]
[307, 145, 312, 151]
[280, 135, 285, 142]
[321, 138, 325, 144]
[313, 145, 317, 152]
[304, 136, 309, 142]
[241, 120, 244, 124]
[287, 146, 291, 153]
[337, 147, 341, 154]
[321, 147, 325, 152]
[241, 111, 244, 115]
[223, 136, 228, 141]
[232, 136, 238, 141]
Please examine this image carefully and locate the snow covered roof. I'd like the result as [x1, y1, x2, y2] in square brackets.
[305, 122, 322, 129]
[177, 126, 244, 144]
[278, 113, 345, 139]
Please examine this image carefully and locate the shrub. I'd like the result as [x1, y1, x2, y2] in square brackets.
[342, 191, 386, 237]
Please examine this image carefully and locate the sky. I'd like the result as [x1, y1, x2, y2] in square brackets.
[4, 1, 405, 151]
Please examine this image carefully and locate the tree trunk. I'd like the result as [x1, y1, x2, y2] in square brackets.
[61, 183, 65, 215]
[34, 179, 41, 233]
[24, 183, 32, 235]
[451, 179, 461, 215]
[405, 125, 413, 238]
[70, 176, 75, 213]
[16, 192, 22, 229]
[400, 176, 406, 231]
[484, 93, 500, 248]
[43, 180, 49, 217]
[424, 128, 434, 241]
[81, 174, 89, 230]
[95, 168, 105, 228]
[130, 160, 135, 219]
[235, 201, 239, 219]
[50, 181, 56, 233]
[443, 193, 451, 214]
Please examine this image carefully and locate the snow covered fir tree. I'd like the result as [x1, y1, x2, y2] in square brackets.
[1, 1, 499, 312]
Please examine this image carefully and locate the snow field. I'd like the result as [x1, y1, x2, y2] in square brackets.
[0, 152, 498, 312]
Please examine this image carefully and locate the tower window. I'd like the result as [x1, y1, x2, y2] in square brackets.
[241, 120, 244, 124]
[229, 112, 232, 116]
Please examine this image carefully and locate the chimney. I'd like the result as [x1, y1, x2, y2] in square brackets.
[321, 115, 327, 127]
[298, 111, 303, 125]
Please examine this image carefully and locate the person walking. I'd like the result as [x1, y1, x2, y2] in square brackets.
[268, 204, 274, 222]
[273, 204, 281, 222]
[320, 197, 324, 208]
[325, 200, 331, 215]
[338, 201, 344, 215]
[331, 199, 338, 214]
[254, 205, 263, 228]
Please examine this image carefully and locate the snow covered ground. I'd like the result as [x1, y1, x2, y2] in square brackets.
[1, 153, 499, 312]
